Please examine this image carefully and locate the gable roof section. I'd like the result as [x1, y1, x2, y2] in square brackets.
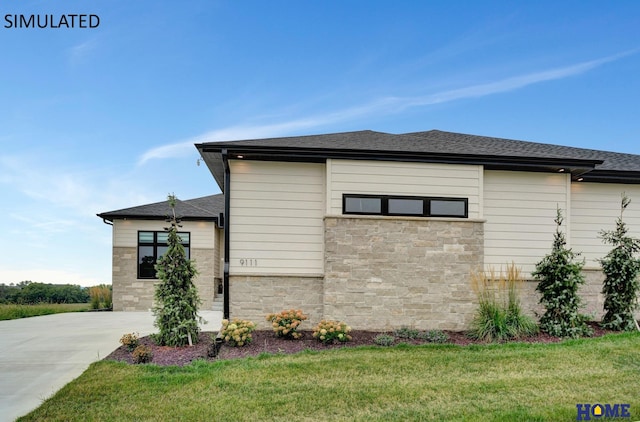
[410, 130, 640, 172]
[97, 194, 224, 223]
[197, 129, 640, 188]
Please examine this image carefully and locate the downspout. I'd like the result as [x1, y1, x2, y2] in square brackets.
[221, 149, 231, 320]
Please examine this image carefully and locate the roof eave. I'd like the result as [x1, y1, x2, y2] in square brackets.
[577, 170, 640, 184]
[197, 143, 604, 174]
[97, 214, 219, 223]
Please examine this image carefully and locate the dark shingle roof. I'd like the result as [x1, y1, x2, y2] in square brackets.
[407, 130, 640, 172]
[197, 128, 640, 186]
[97, 194, 224, 222]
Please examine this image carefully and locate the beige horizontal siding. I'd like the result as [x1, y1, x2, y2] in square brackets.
[327, 159, 481, 218]
[113, 219, 217, 249]
[571, 183, 640, 267]
[229, 160, 324, 275]
[484, 170, 569, 275]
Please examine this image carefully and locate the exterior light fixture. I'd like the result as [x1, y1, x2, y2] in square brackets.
[577, 177, 584, 182]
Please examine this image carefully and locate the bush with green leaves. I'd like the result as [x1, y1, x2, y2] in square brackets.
[469, 263, 539, 342]
[374, 334, 395, 346]
[220, 318, 256, 347]
[599, 193, 640, 331]
[533, 208, 592, 338]
[393, 326, 420, 339]
[419, 330, 449, 344]
[266, 309, 307, 339]
[152, 194, 202, 347]
[132, 345, 153, 364]
[312, 319, 352, 344]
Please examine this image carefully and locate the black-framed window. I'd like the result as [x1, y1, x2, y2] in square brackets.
[138, 231, 190, 279]
[343, 194, 468, 218]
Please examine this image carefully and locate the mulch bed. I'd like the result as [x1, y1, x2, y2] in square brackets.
[104, 322, 617, 367]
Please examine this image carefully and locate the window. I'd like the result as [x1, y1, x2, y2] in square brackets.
[138, 231, 190, 279]
[388, 198, 424, 215]
[430, 199, 467, 217]
[343, 194, 467, 218]
[344, 196, 382, 214]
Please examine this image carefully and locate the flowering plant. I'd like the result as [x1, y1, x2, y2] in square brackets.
[266, 309, 308, 339]
[132, 344, 153, 364]
[119, 332, 139, 351]
[220, 318, 256, 347]
[312, 319, 352, 344]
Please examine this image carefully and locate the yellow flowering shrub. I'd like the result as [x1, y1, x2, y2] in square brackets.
[220, 318, 256, 347]
[312, 319, 352, 344]
[266, 309, 308, 339]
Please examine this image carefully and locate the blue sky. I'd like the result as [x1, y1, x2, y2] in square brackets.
[1, 1, 639, 286]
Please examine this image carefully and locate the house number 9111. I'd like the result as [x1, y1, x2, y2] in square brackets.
[239, 258, 258, 267]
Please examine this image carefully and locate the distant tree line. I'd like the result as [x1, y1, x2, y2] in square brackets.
[0, 281, 90, 304]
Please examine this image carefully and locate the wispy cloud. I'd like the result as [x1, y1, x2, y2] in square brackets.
[138, 51, 635, 165]
[68, 39, 97, 65]
[136, 118, 336, 165]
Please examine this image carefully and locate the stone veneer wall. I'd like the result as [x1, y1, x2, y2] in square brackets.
[518, 268, 640, 320]
[324, 216, 484, 331]
[112, 246, 217, 311]
[229, 275, 324, 328]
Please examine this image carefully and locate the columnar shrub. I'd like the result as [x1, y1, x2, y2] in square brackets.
[266, 309, 307, 339]
[599, 194, 640, 331]
[153, 194, 202, 347]
[469, 263, 538, 342]
[533, 208, 592, 338]
[312, 320, 352, 344]
[220, 318, 256, 347]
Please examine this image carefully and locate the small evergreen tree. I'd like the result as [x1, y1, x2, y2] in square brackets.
[153, 194, 202, 346]
[532, 208, 592, 338]
[599, 193, 640, 331]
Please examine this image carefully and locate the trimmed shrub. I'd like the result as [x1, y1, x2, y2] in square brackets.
[374, 334, 395, 346]
[119, 333, 139, 351]
[220, 318, 256, 347]
[419, 330, 449, 344]
[393, 326, 420, 339]
[266, 309, 307, 339]
[132, 345, 153, 364]
[312, 320, 352, 344]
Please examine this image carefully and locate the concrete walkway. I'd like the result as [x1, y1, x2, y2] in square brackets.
[0, 310, 222, 422]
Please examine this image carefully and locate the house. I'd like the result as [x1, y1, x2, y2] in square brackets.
[98, 194, 225, 311]
[194, 129, 640, 331]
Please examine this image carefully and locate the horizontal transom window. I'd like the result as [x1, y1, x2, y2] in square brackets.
[343, 194, 468, 218]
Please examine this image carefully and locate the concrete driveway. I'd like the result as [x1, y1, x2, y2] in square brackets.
[0, 310, 222, 422]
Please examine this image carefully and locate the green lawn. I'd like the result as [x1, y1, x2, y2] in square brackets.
[18, 332, 640, 421]
[0, 303, 90, 320]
